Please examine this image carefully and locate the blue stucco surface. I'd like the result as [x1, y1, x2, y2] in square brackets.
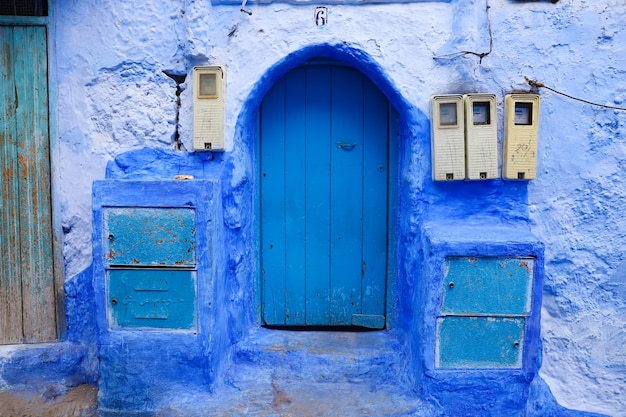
[91, 180, 227, 413]
[77, 43, 600, 415]
[1, 0, 624, 415]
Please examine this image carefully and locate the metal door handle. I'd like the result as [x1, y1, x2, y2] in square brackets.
[337, 142, 356, 151]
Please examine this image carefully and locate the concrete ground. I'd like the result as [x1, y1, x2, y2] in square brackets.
[0, 330, 435, 417]
[0, 379, 429, 417]
[159, 377, 434, 417]
[6, 329, 601, 416]
[0, 384, 98, 417]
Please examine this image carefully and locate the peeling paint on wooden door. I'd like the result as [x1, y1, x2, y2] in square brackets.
[260, 64, 389, 328]
[0, 25, 56, 343]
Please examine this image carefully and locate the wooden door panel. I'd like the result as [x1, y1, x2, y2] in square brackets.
[361, 79, 389, 319]
[329, 68, 364, 325]
[1, 25, 56, 343]
[260, 65, 388, 327]
[283, 69, 307, 325]
[260, 77, 287, 325]
[0, 26, 25, 343]
[304, 67, 332, 325]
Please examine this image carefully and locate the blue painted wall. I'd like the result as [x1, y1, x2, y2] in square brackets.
[1, 0, 624, 416]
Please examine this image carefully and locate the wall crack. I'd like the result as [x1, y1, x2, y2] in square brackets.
[163, 71, 187, 151]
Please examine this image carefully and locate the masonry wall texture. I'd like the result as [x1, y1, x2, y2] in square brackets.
[2, 0, 624, 415]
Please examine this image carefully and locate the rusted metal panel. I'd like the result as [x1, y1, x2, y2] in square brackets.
[0, 25, 55, 344]
[103, 208, 196, 267]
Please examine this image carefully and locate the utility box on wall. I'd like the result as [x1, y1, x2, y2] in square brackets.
[430, 94, 465, 181]
[503, 94, 540, 180]
[92, 180, 225, 414]
[193, 66, 226, 151]
[431, 93, 499, 181]
[464, 94, 498, 180]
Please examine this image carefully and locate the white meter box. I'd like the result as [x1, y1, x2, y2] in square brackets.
[503, 94, 540, 180]
[464, 94, 498, 180]
[431, 95, 465, 181]
[193, 66, 226, 151]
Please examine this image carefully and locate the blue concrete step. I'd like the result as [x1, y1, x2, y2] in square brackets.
[229, 328, 407, 385]
[159, 328, 440, 417]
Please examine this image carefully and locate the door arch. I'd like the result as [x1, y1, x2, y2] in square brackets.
[258, 60, 395, 328]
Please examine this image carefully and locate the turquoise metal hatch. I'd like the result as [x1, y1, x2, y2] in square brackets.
[441, 257, 533, 316]
[102, 207, 198, 330]
[104, 208, 196, 267]
[259, 63, 396, 328]
[437, 257, 534, 369]
[108, 269, 196, 329]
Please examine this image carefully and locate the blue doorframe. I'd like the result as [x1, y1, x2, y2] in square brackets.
[258, 61, 398, 329]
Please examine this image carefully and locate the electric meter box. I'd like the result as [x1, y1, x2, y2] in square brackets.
[193, 66, 226, 151]
[464, 94, 498, 180]
[431, 94, 465, 181]
[503, 94, 540, 180]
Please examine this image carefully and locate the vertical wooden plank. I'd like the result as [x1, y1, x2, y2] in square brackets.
[329, 68, 364, 325]
[284, 69, 306, 325]
[0, 26, 25, 343]
[260, 78, 287, 325]
[304, 67, 332, 325]
[361, 78, 388, 318]
[254, 110, 262, 321]
[14, 25, 56, 342]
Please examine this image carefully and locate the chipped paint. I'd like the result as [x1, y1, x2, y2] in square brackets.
[0, 0, 623, 416]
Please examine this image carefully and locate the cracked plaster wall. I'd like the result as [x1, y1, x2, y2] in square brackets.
[52, 0, 626, 415]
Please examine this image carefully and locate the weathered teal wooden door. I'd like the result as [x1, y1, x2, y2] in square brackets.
[260, 64, 389, 328]
[0, 25, 56, 343]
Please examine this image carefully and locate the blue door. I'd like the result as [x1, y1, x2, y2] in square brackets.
[260, 64, 390, 328]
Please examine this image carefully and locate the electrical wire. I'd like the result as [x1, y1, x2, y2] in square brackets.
[525, 77, 626, 111]
[433, 0, 493, 64]
[228, 0, 252, 37]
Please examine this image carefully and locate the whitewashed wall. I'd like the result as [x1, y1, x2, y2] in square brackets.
[54, 0, 626, 414]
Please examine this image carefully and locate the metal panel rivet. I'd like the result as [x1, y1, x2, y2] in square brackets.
[449, 282, 454, 289]
[111, 298, 118, 305]
[513, 341, 520, 348]
[108, 234, 114, 240]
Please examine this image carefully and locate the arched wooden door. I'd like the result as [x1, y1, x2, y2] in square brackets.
[259, 63, 390, 328]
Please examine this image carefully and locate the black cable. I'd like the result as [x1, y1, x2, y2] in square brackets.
[525, 77, 626, 111]
[433, 1, 493, 64]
